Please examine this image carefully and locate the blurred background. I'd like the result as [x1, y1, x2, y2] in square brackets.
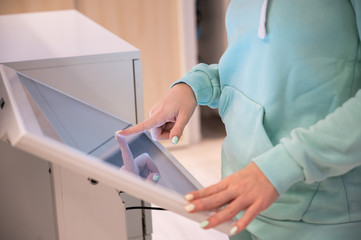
[1, 1, 231, 239]
[0, 0, 230, 146]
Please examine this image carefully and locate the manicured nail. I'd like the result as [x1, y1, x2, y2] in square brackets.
[185, 203, 195, 212]
[184, 194, 194, 201]
[152, 174, 160, 182]
[229, 226, 238, 236]
[200, 220, 209, 228]
[114, 130, 122, 139]
[171, 136, 179, 144]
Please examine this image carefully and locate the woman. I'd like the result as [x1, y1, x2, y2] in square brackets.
[118, 1, 361, 239]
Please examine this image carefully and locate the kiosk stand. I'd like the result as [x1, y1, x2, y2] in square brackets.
[0, 10, 147, 240]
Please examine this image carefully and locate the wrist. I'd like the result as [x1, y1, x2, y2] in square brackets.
[171, 83, 197, 106]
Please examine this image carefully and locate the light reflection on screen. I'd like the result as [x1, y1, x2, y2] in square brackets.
[115, 133, 160, 184]
[90, 132, 198, 195]
[18, 72, 199, 196]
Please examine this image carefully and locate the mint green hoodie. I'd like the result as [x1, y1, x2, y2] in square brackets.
[175, 0, 361, 239]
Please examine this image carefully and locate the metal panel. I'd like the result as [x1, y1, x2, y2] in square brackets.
[0, 141, 58, 240]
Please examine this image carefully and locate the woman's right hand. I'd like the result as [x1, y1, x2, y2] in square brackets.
[118, 83, 197, 144]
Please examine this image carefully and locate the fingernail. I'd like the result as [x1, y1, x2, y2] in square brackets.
[114, 130, 122, 139]
[229, 226, 238, 236]
[200, 220, 209, 228]
[184, 194, 194, 201]
[185, 203, 195, 212]
[152, 174, 160, 182]
[171, 136, 179, 144]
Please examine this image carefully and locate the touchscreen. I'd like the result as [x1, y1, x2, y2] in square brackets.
[17, 73, 200, 196]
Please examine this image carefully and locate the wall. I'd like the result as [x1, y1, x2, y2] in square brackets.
[0, 0, 74, 14]
[75, 0, 183, 116]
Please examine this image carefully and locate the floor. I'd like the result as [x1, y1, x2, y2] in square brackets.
[152, 111, 229, 240]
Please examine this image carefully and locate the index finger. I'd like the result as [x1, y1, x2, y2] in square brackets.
[115, 133, 134, 163]
[119, 117, 164, 136]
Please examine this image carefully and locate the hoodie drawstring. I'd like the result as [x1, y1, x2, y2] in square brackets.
[258, 0, 269, 39]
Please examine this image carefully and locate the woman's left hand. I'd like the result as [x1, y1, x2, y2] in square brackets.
[184, 162, 279, 236]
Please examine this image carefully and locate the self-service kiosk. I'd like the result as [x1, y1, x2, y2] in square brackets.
[0, 65, 233, 239]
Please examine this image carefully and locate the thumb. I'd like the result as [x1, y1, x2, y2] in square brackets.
[169, 112, 189, 145]
[146, 173, 161, 184]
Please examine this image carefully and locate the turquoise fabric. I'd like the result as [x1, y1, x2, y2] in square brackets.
[173, 0, 361, 239]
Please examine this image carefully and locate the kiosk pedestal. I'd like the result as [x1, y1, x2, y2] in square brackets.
[0, 10, 146, 240]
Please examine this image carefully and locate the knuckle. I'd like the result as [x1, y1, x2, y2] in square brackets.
[223, 205, 241, 218]
[209, 211, 230, 227]
[140, 153, 151, 159]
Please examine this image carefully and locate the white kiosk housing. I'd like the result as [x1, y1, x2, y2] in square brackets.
[0, 10, 147, 239]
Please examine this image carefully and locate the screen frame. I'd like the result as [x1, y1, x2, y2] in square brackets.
[0, 64, 235, 234]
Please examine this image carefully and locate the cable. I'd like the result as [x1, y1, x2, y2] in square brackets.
[126, 206, 167, 211]
[117, 190, 167, 211]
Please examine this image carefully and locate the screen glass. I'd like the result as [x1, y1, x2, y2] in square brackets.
[18, 73, 199, 195]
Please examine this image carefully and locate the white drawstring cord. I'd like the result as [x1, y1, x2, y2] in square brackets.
[258, 0, 269, 39]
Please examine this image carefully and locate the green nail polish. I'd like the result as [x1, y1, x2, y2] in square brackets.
[200, 220, 209, 228]
[152, 174, 160, 182]
[171, 136, 179, 144]
[229, 226, 238, 236]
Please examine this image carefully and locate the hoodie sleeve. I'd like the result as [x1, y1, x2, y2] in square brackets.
[171, 63, 221, 109]
[253, 91, 361, 194]
[253, 6, 361, 195]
